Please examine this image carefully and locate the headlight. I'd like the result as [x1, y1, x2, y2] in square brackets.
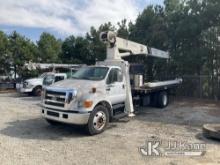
[66, 92, 73, 104]
[23, 81, 28, 88]
[66, 89, 77, 104]
[23, 81, 33, 88]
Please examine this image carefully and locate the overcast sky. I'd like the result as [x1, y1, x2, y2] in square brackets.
[0, 0, 164, 41]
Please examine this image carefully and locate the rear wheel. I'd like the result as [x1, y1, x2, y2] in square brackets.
[157, 91, 169, 108]
[86, 105, 109, 135]
[33, 86, 42, 96]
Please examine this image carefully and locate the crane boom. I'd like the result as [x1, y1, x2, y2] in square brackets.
[100, 31, 169, 60]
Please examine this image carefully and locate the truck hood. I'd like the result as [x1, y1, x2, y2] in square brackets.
[25, 78, 43, 85]
[49, 79, 103, 92]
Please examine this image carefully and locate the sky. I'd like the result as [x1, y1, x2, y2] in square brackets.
[0, 0, 164, 41]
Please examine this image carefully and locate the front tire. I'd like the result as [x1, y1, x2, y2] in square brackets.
[33, 86, 42, 96]
[86, 105, 109, 135]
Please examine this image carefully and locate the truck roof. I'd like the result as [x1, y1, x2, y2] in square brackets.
[45, 72, 67, 76]
[86, 65, 121, 69]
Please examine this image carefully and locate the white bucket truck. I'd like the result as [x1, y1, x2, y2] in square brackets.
[41, 31, 182, 135]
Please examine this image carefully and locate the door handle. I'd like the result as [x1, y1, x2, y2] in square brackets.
[106, 88, 110, 91]
[107, 84, 115, 88]
[122, 84, 125, 89]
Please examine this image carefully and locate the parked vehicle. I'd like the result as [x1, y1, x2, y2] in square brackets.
[41, 31, 182, 135]
[17, 67, 80, 96]
[17, 73, 47, 96]
[43, 73, 68, 87]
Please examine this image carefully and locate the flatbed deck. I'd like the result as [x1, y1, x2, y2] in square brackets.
[132, 78, 182, 94]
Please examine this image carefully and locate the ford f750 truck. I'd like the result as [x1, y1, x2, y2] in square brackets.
[41, 31, 182, 135]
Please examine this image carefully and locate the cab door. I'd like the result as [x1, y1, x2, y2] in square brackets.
[106, 68, 126, 105]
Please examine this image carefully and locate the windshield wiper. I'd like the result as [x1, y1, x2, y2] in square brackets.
[72, 76, 89, 80]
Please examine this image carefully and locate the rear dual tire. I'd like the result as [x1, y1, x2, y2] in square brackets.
[150, 91, 169, 108]
[157, 91, 169, 108]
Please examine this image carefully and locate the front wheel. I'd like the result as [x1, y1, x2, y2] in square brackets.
[33, 86, 42, 96]
[86, 105, 109, 135]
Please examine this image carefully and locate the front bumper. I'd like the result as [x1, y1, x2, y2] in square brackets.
[42, 107, 90, 125]
[16, 83, 33, 93]
[19, 87, 33, 93]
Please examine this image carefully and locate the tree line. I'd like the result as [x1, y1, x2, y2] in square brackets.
[0, 0, 220, 98]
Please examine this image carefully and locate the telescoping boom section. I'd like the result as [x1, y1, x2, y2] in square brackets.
[100, 31, 169, 60]
[99, 31, 181, 116]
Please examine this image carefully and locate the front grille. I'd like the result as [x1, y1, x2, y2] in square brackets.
[45, 95, 65, 102]
[45, 101, 65, 107]
[44, 89, 66, 108]
[46, 90, 66, 96]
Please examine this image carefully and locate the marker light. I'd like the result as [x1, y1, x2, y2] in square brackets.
[83, 100, 93, 108]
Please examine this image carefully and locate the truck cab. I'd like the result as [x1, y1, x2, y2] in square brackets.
[42, 65, 126, 135]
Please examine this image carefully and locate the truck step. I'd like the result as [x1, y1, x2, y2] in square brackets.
[112, 112, 128, 120]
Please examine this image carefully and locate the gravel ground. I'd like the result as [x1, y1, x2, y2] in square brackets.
[0, 93, 220, 165]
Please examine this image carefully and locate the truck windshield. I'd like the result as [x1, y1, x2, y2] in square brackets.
[43, 74, 54, 86]
[72, 67, 109, 81]
[39, 73, 47, 78]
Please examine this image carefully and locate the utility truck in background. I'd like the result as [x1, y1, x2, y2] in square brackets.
[42, 68, 79, 87]
[41, 31, 182, 135]
[17, 65, 80, 96]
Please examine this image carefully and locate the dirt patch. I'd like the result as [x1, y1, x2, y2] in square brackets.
[0, 93, 219, 165]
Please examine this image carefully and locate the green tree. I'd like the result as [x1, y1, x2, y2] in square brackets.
[117, 19, 129, 38]
[129, 5, 169, 80]
[163, 0, 220, 99]
[37, 32, 62, 63]
[61, 35, 92, 64]
[165, 0, 220, 76]
[0, 31, 10, 75]
[8, 31, 37, 78]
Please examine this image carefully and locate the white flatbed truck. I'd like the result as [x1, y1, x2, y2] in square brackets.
[41, 31, 182, 135]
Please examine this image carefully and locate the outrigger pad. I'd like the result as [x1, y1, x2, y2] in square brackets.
[203, 124, 220, 141]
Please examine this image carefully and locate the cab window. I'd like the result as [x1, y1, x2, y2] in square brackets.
[106, 68, 123, 84]
[55, 76, 65, 82]
[43, 74, 54, 86]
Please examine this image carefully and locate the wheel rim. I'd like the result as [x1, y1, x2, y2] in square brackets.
[162, 94, 167, 106]
[93, 111, 107, 131]
[36, 88, 42, 96]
